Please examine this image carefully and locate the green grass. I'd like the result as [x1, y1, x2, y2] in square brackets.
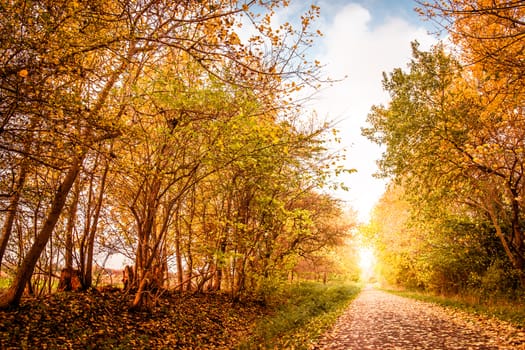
[238, 281, 362, 349]
[386, 289, 525, 328]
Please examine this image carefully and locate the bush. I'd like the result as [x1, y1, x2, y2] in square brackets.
[478, 259, 521, 296]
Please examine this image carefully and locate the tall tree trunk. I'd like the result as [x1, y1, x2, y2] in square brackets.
[232, 256, 247, 300]
[212, 240, 227, 291]
[185, 259, 193, 291]
[487, 206, 525, 287]
[175, 228, 183, 291]
[79, 166, 95, 288]
[0, 158, 82, 309]
[0, 164, 27, 271]
[130, 270, 152, 311]
[510, 190, 524, 264]
[130, 176, 162, 309]
[48, 234, 53, 294]
[65, 178, 81, 271]
[60, 177, 81, 291]
[83, 161, 109, 289]
[1, 115, 39, 272]
[185, 228, 193, 292]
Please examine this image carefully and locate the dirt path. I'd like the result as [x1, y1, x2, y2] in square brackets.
[314, 287, 525, 349]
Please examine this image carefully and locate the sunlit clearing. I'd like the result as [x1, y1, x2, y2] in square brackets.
[358, 247, 375, 274]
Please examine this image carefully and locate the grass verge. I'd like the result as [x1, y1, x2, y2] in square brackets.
[238, 281, 362, 349]
[386, 289, 525, 328]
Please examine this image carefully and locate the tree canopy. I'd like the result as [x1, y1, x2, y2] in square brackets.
[0, 0, 354, 309]
[364, 0, 525, 293]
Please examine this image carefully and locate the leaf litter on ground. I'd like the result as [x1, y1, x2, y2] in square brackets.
[0, 289, 267, 349]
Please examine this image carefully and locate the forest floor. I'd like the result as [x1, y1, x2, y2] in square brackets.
[5, 284, 523, 349]
[0, 281, 362, 349]
[314, 287, 525, 349]
[0, 289, 267, 349]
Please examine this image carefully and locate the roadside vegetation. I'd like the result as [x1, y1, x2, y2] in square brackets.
[240, 281, 362, 349]
[0, 280, 360, 349]
[386, 289, 525, 329]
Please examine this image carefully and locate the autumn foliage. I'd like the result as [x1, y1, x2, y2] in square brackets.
[0, 0, 353, 311]
[365, 0, 525, 295]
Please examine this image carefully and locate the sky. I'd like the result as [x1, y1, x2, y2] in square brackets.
[284, 0, 438, 221]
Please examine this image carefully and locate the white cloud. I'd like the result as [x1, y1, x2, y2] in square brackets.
[312, 2, 436, 221]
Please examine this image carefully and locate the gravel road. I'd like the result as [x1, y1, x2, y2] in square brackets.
[313, 287, 525, 349]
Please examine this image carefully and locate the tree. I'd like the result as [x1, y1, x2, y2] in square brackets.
[364, 181, 515, 294]
[361, 184, 421, 288]
[416, 0, 525, 283]
[0, 0, 330, 309]
[0, 0, 130, 308]
[109, 62, 259, 307]
[363, 42, 525, 284]
[417, 0, 525, 76]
